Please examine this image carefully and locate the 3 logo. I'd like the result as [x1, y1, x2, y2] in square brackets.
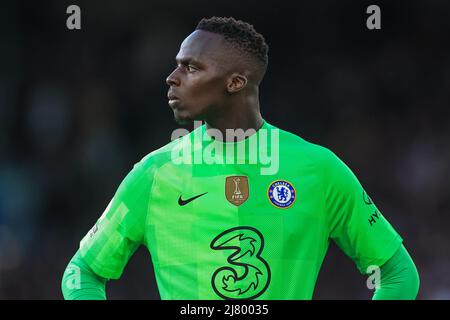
[210, 226, 271, 300]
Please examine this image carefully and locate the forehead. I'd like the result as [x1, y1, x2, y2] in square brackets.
[176, 30, 228, 64]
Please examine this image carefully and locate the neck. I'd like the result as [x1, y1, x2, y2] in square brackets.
[204, 92, 263, 142]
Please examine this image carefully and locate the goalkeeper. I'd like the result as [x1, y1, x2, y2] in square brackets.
[62, 17, 419, 300]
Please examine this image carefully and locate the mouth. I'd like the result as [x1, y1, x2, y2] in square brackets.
[167, 92, 181, 109]
[167, 92, 180, 102]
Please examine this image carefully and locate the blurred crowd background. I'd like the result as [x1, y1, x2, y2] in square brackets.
[0, 0, 449, 299]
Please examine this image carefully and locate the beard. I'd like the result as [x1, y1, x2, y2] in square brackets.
[174, 116, 192, 125]
[173, 109, 193, 125]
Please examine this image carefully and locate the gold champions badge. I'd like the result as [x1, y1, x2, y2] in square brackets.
[225, 176, 249, 206]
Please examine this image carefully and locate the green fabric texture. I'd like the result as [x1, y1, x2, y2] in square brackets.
[67, 120, 406, 299]
[372, 244, 420, 300]
[61, 249, 107, 300]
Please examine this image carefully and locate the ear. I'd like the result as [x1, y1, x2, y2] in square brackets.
[226, 73, 248, 93]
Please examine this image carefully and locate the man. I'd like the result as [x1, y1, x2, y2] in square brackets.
[62, 17, 419, 299]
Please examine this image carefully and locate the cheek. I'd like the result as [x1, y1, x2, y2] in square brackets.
[186, 76, 225, 104]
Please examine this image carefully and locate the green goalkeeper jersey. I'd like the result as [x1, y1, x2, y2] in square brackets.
[79, 120, 403, 300]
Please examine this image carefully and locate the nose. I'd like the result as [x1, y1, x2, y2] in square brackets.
[166, 69, 180, 86]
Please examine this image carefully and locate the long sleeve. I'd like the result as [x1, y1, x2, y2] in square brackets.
[61, 249, 108, 300]
[372, 244, 420, 300]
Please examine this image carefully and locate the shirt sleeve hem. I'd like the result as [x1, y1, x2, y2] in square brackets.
[357, 234, 404, 274]
[79, 249, 123, 280]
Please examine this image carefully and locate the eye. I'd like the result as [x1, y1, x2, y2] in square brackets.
[175, 62, 198, 73]
[186, 64, 198, 73]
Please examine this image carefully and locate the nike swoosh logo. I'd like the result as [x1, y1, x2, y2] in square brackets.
[178, 192, 208, 206]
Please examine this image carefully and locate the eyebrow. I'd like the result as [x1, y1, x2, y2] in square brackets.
[175, 56, 202, 66]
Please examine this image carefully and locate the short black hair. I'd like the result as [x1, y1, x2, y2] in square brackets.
[196, 17, 269, 71]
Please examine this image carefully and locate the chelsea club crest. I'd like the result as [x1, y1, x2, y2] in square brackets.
[267, 180, 296, 208]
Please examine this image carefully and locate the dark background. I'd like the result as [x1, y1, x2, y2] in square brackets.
[0, 0, 449, 299]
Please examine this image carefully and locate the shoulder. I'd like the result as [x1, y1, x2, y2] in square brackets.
[134, 126, 200, 172]
[274, 125, 360, 195]
[271, 123, 340, 167]
[133, 140, 180, 176]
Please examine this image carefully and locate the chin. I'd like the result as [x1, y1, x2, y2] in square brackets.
[173, 110, 193, 125]
[174, 117, 192, 125]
